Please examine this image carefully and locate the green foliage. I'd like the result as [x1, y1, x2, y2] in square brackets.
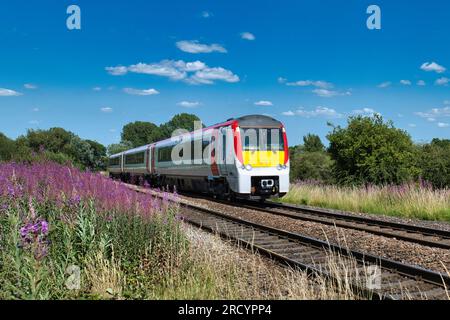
[107, 141, 133, 156]
[6, 128, 106, 171]
[418, 139, 450, 188]
[290, 151, 333, 182]
[121, 121, 162, 148]
[303, 134, 325, 152]
[159, 113, 202, 138]
[0, 133, 15, 161]
[327, 114, 417, 185]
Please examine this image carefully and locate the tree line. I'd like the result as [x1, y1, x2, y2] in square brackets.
[0, 113, 449, 188]
[290, 114, 450, 188]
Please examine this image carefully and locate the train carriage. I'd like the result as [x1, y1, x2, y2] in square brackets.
[108, 115, 290, 200]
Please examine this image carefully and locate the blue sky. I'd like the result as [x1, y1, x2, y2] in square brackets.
[0, 0, 449, 147]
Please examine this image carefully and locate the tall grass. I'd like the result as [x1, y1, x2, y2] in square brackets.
[281, 181, 450, 222]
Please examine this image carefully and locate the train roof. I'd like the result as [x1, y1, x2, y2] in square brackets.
[234, 114, 283, 128]
[108, 114, 284, 158]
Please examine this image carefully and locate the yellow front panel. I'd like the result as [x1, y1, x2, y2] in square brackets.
[242, 151, 285, 167]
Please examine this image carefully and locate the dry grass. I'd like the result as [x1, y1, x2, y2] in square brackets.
[281, 182, 450, 221]
[174, 225, 372, 300]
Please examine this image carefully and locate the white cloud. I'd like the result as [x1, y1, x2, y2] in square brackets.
[417, 80, 426, 86]
[24, 83, 38, 89]
[176, 40, 227, 54]
[177, 101, 200, 108]
[0, 88, 22, 96]
[400, 80, 411, 85]
[286, 80, 333, 89]
[106, 60, 238, 85]
[93, 87, 102, 91]
[283, 106, 342, 118]
[101, 107, 113, 113]
[188, 67, 239, 84]
[408, 123, 417, 128]
[109, 129, 117, 133]
[32, 107, 39, 112]
[105, 66, 128, 76]
[201, 11, 212, 18]
[254, 100, 273, 106]
[29, 120, 39, 125]
[240, 32, 255, 41]
[438, 122, 449, 128]
[123, 88, 160, 96]
[435, 77, 449, 86]
[282, 111, 295, 116]
[415, 107, 450, 122]
[444, 100, 450, 105]
[277, 77, 287, 84]
[377, 81, 391, 88]
[420, 61, 446, 73]
[353, 107, 376, 115]
[312, 88, 351, 98]
[128, 61, 186, 80]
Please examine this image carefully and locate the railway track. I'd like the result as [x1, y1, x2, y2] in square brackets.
[178, 193, 450, 250]
[129, 185, 450, 300]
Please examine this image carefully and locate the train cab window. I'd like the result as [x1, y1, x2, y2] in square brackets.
[125, 152, 145, 165]
[241, 128, 284, 151]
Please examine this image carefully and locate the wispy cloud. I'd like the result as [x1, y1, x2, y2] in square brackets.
[240, 32, 255, 40]
[29, 120, 39, 125]
[400, 80, 411, 85]
[106, 60, 239, 85]
[281, 106, 342, 118]
[435, 77, 449, 86]
[417, 80, 426, 86]
[92, 87, 102, 91]
[0, 88, 22, 96]
[312, 88, 351, 98]
[24, 83, 38, 89]
[201, 11, 212, 18]
[286, 80, 333, 89]
[420, 61, 446, 73]
[277, 77, 287, 84]
[123, 88, 160, 96]
[408, 123, 417, 128]
[32, 107, 39, 112]
[377, 81, 391, 88]
[415, 106, 450, 122]
[437, 122, 449, 128]
[177, 101, 200, 108]
[254, 100, 273, 106]
[352, 107, 377, 115]
[100, 107, 113, 113]
[176, 40, 227, 54]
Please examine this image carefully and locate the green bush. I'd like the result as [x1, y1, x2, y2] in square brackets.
[418, 139, 450, 188]
[327, 114, 418, 185]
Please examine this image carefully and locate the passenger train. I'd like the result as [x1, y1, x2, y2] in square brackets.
[108, 115, 290, 200]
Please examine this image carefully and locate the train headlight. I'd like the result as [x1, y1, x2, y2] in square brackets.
[245, 164, 252, 171]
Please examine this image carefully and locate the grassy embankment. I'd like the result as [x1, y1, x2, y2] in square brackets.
[281, 182, 450, 222]
[0, 161, 385, 299]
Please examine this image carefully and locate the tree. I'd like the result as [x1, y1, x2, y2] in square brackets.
[0, 133, 15, 161]
[159, 113, 202, 139]
[107, 141, 133, 156]
[121, 121, 161, 147]
[418, 139, 450, 188]
[290, 151, 333, 182]
[303, 134, 325, 152]
[327, 114, 417, 185]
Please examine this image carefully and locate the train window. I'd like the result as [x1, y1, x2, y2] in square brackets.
[125, 152, 145, 165]
[240, 128, 284, 151]
[158, 146, 173, 162]
[109, 157, 120, 166]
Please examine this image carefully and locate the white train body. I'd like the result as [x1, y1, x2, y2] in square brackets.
[108, 115, 290, 199]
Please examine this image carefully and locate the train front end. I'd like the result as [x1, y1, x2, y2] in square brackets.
[232, 115, 290, 199]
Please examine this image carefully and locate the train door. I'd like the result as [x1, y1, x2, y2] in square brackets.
[218, 127, 228, 176]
